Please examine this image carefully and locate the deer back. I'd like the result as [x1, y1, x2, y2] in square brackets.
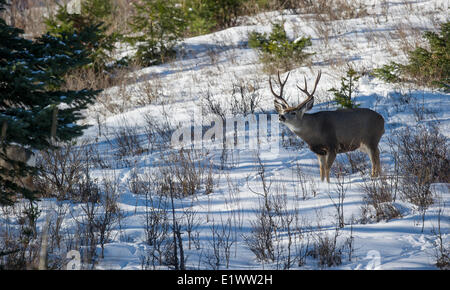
[294, 108, 385, 151]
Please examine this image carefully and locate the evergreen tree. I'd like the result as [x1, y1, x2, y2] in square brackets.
[373, 22, 449, 91]
[183, 0, 216, 36]
[404, 22, 449, 90]
[203, 0, 244, 29]
[248, 22, 312, 73]
[0, 0, 100, 205]
[45, 0, 118, 70]
[128, 0, 187, 66]
[329, 68, 360, 109]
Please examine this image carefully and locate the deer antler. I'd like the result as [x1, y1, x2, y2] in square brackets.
[269, 71, 290, 111]
[293, 70, 321, 111]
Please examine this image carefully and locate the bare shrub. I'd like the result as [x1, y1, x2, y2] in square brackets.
[44, 202, 71, 269]
[292, 161, 318, 200]
[143, 149, 212, 199]
[201, 89, 227, 121]
[294, 161, 309, 200]
[143, 113, 176, 153]
[71, 175, 100, 269]
[181, 200, 200, 251]
[432, 197, 449, 270]
[0, 200, 75, 270]
[136, 165, 187, 270]
[200, 75, 265, 168]
[307, 0, 369, 21]
[137, 167, 193, 270]
[94, 178, 123, 259]
[281, 126, 305, 150]
[201, 90, 228, 168]
[328, 164, 349, 228]
[0, 200, 40, 269]
[387, 125, 450, 232]
[345, 151, 370, 175]
[230, 76, 263, 116]
[312, 19, 332, 48]
[360, 176, 402, 223]
[70, 174, 123, 268]
[307, 218, 356, 269]
[137, 172, 171, 269]
[169, 149, 211, 197]
[135, 77, 166, 107]
[63, 67, 114, 92]
[36, 141, 94, 201]
[244, 201, 275, 263]
[310, 228, 343, 269]
[244, 154, 275, 263]
[107, 121, 147, 162]
[204, 216, 234, 270]
[396, 125, 449, 185]
[167, 178, 186, 270]
[224, 171, 244, 246]
[8, 142, 118, 269]
[91, 70, 142, 117]
[395, 125, 449, 231]
[271, 185, 306, 269]
[245, 155, 308, 269]
[402, 180, 434, 232]
[204, 162, 215, 195]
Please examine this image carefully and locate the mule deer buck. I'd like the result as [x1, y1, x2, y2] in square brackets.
[270, 70, 385, 182]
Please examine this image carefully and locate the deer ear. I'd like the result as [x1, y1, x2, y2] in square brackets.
[274, 100, 285, 114]
[295, 97, 314, 118]
[301, 97, 314, 112]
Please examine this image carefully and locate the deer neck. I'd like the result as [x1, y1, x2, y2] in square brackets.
[285, 113, 316, 144]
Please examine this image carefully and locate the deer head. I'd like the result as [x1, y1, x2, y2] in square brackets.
[270, 70, 321, 123]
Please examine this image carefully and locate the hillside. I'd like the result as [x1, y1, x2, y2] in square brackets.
[1, 0, 449, 270]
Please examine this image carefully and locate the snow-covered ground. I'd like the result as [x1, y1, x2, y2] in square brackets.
[2, 0, 449, 270]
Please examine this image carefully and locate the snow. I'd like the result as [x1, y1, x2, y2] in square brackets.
[2, 0, 449, 270]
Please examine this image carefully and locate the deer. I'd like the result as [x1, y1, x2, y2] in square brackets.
[269, 70, 385, 182]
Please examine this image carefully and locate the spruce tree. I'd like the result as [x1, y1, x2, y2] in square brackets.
[373, 22, 449, 91]
[404, 22, 449, 90]
[128, 0, 187, 66]
[328, 68, 360, 109]
[203, 0, 243, 29]
[45, 0, 118, 71]
[0, 0, 100, 205]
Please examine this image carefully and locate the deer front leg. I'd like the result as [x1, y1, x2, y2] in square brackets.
[325, 150, 337, 183]
[317, 154, 326, 181]
[368, 146, 381, 177]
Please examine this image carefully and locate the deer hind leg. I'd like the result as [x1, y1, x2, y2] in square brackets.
[317, 154, 326, 181]
[325, 150, 337, 183]
[368, 146, 381, 177]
